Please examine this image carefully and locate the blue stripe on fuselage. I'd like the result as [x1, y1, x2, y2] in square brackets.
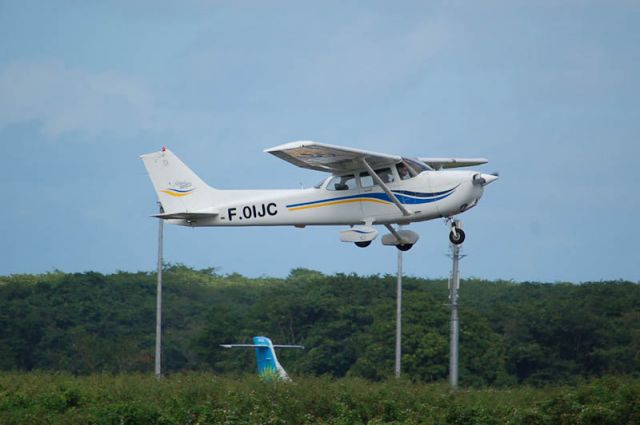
[286, 186, 458, 209]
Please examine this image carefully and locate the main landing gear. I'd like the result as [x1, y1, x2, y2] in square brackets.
[381, 225, 419, 251]
[448, 219, 465, 245]
[360, 237, 412, 250]
[345, 220, 465, 249]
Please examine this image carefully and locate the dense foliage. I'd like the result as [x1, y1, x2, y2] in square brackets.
[0, 267, 638, 386]
[0, 373, 638, 424]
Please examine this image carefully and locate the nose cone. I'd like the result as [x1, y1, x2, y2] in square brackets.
[473, 173, 499, 186]
[480, 173, 499, 186]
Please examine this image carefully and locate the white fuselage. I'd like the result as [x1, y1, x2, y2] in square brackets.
[169, 170, 485, 227]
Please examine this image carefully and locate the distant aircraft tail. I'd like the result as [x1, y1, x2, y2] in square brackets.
[140, 148, 218, 216]
[221, 336, 304, 381]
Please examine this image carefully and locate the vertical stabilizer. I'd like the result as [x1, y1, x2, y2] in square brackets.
[220, 336, 304, 381]
[253, 336, 290, 381]
[140, 148, 216, 214]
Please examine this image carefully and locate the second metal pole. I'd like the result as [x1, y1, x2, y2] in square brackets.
[155, 204, 164, 379]
[395, 245, 403, 378]
[449, 243, 460, 387]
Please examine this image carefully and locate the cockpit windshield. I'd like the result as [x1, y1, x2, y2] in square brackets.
[395, 158, 431, 180]
[403, 157, 432, 174]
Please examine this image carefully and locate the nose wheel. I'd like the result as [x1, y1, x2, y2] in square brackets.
[447, 219, 466, 245]
[449, 228, 465, 245]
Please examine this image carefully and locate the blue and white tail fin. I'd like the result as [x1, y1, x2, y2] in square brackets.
[140, 148, 218, 216]
[221, 336, 304, 381]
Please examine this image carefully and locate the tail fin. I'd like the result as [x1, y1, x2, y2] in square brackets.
[220, 336, 304, 382]
[140, 148, 216, 214]
[253, 336, 290, 381]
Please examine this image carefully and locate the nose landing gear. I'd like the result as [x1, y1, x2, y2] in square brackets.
[447, 219, 466, 245]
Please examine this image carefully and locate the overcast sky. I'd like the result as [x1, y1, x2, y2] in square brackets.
[1, 1, 638, 282]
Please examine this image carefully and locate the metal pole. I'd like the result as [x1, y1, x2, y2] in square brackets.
[395, 246, 403, 378]
[449, 243, 460, 387]
[155, 203, 163, 379]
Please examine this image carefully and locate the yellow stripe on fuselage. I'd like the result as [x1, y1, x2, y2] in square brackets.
[161, 190, 193, 197]
[288, 198, 390, 212]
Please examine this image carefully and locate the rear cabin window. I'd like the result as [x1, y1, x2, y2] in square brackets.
[359, 172, 374, 187]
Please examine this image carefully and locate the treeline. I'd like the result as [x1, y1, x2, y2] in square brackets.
[0, 267, 638, 386]
[2, 373, 639, 424]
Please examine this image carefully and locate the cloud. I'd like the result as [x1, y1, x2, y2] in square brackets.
[0, 61, 156, 138]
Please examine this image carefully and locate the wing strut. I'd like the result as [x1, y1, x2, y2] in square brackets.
[360, 158, 412, 217]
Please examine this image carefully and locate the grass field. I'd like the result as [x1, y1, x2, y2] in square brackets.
[0, 373, 638, 424]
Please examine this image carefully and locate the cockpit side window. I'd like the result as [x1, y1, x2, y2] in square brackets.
[326, 174, 356, 191]
[377, 168, 394, 183]
[396, 162, 411, 180]
[360, 168, 394, 187]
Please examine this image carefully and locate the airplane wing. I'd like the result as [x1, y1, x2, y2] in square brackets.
[266, 141, 488, 172]
[265, 141, 401, 173]
[419, 157, 488, 170]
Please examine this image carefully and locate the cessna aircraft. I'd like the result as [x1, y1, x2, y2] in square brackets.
[220, 336, 304, 381]
[141, 141, 497, 250]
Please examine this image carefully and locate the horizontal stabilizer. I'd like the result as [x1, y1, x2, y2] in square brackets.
[220, 344, 264, 348]
[220, 344, 304, 349]
[153, 210, 218, 220]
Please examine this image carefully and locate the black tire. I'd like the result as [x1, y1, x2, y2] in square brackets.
[397, 244, 413, 251]
[449, 228, 466, 245]
[355, 241, 371, 248]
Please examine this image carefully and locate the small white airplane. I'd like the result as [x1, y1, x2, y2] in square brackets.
[141, 141, 497, 250]
[220, 336, 304, 381]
